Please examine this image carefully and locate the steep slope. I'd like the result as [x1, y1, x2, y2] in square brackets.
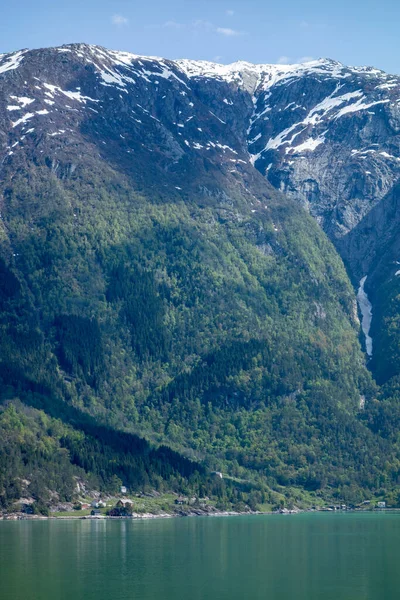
[337, 182, 400, 383]
[243, 60, 400, 237]
[240, 58, 400, 389]
[0, 44, 395, 506]
[0, 398, 207, 511]
[173, 53, 400, 391]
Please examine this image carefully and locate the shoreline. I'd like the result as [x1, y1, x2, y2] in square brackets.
[0, 509, 265, 521]
[2, 507, 398, 522]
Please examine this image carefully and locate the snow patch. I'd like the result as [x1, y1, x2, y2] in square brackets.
[10, 96, 35, 107]
[334, 98, 390, 119]
[12, 113, 35, 128]
[0, 51, 26, 75]
[43, 83, 99, 104]
[209, 111, 226, 124]
[48, 129, 66, 137]
[290, 135, 325, 153]
[379, 151, 400, 161]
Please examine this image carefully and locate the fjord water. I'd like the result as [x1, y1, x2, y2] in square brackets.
[1, 513, 400, 600]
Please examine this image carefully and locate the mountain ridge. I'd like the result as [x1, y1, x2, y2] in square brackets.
[1, 43, 392, 78]
[1, 42, 400, 511]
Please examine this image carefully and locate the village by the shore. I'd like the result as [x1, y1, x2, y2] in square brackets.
[0, 482, 389, 522]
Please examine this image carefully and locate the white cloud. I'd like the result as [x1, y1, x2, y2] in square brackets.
[226, 10, 235, 16]
[297, 55, 314, 63]
[112, 14, 129, 27]
[299, 20, 309, 28]
[193, 19, 214, 32]
[163, 20, 185, 29]
[153, 18, 244, 38]
[277, 56, 291, 65]
[216, 27, 242, 36]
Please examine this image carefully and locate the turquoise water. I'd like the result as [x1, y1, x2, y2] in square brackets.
[1, 513, 400, 600]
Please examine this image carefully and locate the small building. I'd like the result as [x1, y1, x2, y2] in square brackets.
[91, 500, 99, 508]
[21, 504, 34, 515]
[74, 502, 90, 511]
[175, 496, 188, 505]
[91, 509, 101, 516]
[378, 501, 386, 509]
[110, 500, 133, 517]
[98, 501, 106, 508]
[116, 499, 133, 508]
[120, 486, 127, 495]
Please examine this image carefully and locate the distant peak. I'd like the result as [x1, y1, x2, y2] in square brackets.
[0, 43, 391, 92]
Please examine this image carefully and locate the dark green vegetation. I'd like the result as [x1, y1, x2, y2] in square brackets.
[1, 152, 398, 511]
[0, 399, 212, 513]
[1, 45, 400, 512]
[334, 184, 400, 507]
[337, 183, 400, 389]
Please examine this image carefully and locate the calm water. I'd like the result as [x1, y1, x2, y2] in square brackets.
[1, 513, 400, 600]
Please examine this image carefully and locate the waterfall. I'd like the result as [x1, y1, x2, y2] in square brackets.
[357, 276, 373, 357]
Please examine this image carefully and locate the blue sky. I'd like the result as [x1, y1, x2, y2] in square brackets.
[1, 0, 399, 73]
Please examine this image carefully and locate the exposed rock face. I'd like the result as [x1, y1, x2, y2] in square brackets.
[176, 55, 400, 242]
[245, 60, 400, 240]
[0, 45, 251, 186]
[4, 43, 400, 503]
[1, 43, 400, 381]
[1, 46, 399, 243]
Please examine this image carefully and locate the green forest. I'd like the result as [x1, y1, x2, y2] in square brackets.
[1, 146, 399, 512]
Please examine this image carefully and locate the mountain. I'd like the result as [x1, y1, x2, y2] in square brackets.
[0, 44, 398, 510]
[237, 56, 400, 388]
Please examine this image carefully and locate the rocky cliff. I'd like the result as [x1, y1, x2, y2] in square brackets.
[0, 44, 398, 506]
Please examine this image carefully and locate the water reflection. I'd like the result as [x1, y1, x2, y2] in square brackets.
[1, 514, 400, 600]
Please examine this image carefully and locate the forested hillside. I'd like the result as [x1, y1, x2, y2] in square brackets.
[0, 44, 399, 510]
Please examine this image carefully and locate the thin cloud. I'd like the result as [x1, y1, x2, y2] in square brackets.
[297, 55, 314, 63]
[193, 19, 215, 32]
[226, 10, 235, 16]
[163, 20, 185, 29]
[152, 19, 245, 38]
[216, 27, 243, 37]
[277, 55, 314, 65]
[112, 14, 129, 27]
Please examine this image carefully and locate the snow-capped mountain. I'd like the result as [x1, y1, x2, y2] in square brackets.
[3, 43, 400, 504]
[2, 44, 399, 241]
[180, 54, 400, 240]
[1, 43, 400, 376]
